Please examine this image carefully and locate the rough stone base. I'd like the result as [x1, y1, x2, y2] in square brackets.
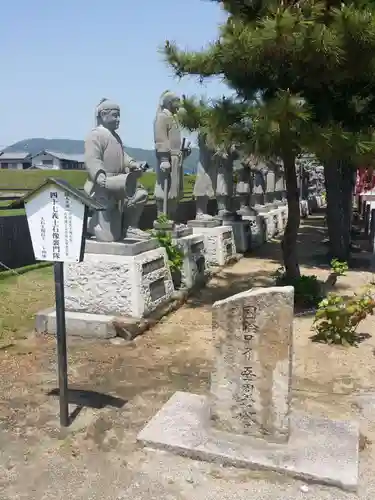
[65, 245, 174, 318]
[189, 225, 236, 266]
[259, 212, 275, 241]
[221, 220, 251, 254]
[172, 234, 206, 289]
[138, 392, 359, 492]
[241, 214, 266, 249]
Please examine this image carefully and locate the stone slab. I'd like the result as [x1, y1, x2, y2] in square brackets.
[172, 234, 206, 289]
[188, 219, 221, 228]
[153, 222, 192, 238]
[138, 391, 359, 492]
[65, 247, 174, 318]
[35, 308, 117, 338]
[85, 238, 159, 256]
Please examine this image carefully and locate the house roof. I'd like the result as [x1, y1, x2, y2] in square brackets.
[31, 150, 85, 163]
[11, 178, 104, 210]
[0, 151, 32, 161]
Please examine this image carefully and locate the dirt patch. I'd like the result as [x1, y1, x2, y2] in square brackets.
[1, 215, 375, 498]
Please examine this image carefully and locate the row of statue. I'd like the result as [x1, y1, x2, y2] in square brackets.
[84, 92, 285, 243]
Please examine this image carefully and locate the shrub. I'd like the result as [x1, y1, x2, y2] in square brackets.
[152, 215, 184, 287]
[274, 267, 323, 309]
[312, 288, 375, 346]
[330, 259, 348, 277]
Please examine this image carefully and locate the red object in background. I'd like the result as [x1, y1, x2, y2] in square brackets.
[356, 167, 375, 194]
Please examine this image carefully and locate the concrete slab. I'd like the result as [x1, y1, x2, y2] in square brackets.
[137, 391, 359, 493]
[85, 238, 159, 256]
[188, 219, 221, 228]
[35, 308, 117, 339]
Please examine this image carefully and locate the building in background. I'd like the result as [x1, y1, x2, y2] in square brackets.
[29, 150, 85, 170]
[0, 149, 85, 170]
[0, 152, 32, 169]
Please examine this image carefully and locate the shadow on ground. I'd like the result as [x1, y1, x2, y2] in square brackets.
[47, 388, 127, 423]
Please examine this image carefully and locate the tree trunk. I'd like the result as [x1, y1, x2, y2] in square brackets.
[324, 159, 354, 262]
[281, 152, 301, 280]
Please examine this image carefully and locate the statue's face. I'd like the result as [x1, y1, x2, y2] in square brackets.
[167, 97, 181, 114]
[100, 108, 120, 131]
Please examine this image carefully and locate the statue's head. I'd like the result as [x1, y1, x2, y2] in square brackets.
[96, 98, 120, 131]
[160, 91, 181, 114]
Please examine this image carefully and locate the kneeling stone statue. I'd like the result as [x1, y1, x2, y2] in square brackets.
[84, 98, 150, 242]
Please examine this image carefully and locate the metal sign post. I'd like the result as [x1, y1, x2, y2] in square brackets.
[53, 261, 69, 427]
[16, 178, 105, 427]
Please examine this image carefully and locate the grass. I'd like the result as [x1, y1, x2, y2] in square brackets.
[0, 170, 195, 217]
[0, 266, 54, 345]
[0, 169, 195, 195]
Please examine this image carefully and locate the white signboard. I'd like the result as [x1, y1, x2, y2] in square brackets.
[25, 185, 85, 263]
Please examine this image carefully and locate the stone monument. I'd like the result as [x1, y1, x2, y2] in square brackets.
[138, 286, 359, 491]
[84, 98, 150, 242]
[188, 133, 247, 259]
[36, 99, 176, 338]
[153, 91, 206, 288]
[153, 90, 191, 226]
[236, 154, 266, 248]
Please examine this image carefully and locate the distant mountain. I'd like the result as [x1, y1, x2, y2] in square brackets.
[3, 138, 199, 173]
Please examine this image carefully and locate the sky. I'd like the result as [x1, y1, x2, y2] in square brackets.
[0, 0, 229, 150]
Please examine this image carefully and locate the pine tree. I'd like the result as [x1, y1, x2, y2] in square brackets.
[164, 0, 375, 274]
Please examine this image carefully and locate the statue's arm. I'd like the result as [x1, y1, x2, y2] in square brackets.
[154, 113, 171, 162]
[123, 150, 139, 169]
[84, 131, 106, 182]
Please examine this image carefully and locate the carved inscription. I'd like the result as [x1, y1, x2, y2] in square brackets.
[149, 277, 166, 302]
[142, 257, 164, 276]
[238, 305, 257, 425]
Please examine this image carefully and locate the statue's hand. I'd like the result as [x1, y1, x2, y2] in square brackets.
[160, 161, 171, 172]
[96, 172, 107, 188]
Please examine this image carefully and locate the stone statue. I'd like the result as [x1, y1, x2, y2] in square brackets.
[193, 131, 238, 219]
[153, 90, 191, 221]
[236, 153, 254, 215]
[84, 98, 150, 242]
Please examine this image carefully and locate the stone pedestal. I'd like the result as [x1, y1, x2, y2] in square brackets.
[172, 234, 206, 289]
[138, 285, 359, 491]
[188, 221, 236, 266]
[262, 212, 275, 241]
[280, 205, 288, 230]
[221, 220, 251, 254]
[300, 200, 309, 218]
[241, 214, 266, 249]
[64, 238, 174, 319]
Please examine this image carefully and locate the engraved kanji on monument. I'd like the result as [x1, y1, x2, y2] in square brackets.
[209, 286, 294, 443]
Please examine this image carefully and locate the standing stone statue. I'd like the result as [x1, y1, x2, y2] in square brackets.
[84, 98, 150, 242]
[236, 153, 255, 215]
[154, 90, 191, 221]
[193, 131, 238, 219]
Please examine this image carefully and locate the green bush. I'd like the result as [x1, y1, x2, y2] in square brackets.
[330, 258, 348, 277]
[274, 267, 323, 308]
[312, 288, 375, 346]
[151, 215, 184, 287]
